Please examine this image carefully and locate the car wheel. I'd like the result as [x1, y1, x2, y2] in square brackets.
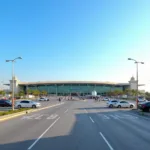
[18, 105, 21, 109]
[118, 105, 121, 108]
[130, 105, 133, 108]
[32, 105, 36, 108]
[109, 104, 113, 108]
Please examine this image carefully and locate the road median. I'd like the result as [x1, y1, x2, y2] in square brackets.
[0, 102, 64, 122]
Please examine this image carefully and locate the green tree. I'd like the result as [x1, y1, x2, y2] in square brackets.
[18, 90, 25, 97]
[113, 90, 123, 96]
[131, 89, 137, 96]
[27, 89, 33, 95]
[124, 89, 131, 95]
[41, 90, 48, 96]
[32, 89, 40, 96]
[0, 90, 6, 96]
[145, 92, 150, 98]
[107, 91, 113, 96]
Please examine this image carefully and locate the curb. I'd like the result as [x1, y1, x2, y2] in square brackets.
[0, 102, 64, 122]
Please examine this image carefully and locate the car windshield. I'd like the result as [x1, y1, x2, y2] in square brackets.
[5, 100, 11, 104]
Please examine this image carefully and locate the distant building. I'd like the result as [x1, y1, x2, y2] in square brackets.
[4, 77, 144, 96]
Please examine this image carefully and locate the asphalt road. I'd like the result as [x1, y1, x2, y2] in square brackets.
[0, 99, 150, 150]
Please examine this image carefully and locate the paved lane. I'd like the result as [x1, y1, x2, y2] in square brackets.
[85, 100, 150, 150]
[28, 101, 109, 150]
[0, 101, 71, 150]
[1, 100, 150, 150]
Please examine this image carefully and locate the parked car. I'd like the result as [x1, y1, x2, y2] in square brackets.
[107, 100, 118, 108]
[0, 100, 12, 107]
[138, 98, 148, 103]
[114, 101, 135, 108]
[38, 97, 49, 101]
[138, 102, 150, 112]
[15, 100, 41, 108]
[103, 98, 110, 101]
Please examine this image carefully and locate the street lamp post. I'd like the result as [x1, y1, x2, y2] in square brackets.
[6, 57, 22, 110]
[128, 58, 144, 109]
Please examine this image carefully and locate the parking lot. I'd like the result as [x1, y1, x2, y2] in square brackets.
[0, 97, 63, 111]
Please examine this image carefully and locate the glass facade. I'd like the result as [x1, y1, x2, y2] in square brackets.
[20, 83, 129, 96]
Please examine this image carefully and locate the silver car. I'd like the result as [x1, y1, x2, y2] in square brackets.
[114, 101, 135, 108]
[107, 100, 118, 108]
[15, 100, 41, 108]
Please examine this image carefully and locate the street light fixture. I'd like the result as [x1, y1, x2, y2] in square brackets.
[128, 58, 144, 109]
[6, 57, 22, 110]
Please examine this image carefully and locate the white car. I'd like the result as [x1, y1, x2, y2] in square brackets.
[114, 101, 135, 108]
[103, 98, 110, 101]
[39, 97, 49, 101]
[15, 100, 41, 108]
[107, 100, 118, 108]
[138, 98, 148, 103]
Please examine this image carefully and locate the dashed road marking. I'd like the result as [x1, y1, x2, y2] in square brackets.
[64, 109, 68, 113]
[89, 116, 95, 123]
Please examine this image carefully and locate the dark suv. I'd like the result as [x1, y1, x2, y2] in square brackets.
[0, 100, 12, 107]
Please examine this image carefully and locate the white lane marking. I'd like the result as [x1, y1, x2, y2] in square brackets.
[64, 109, 68, 113]
[84, 109, 88, 113]
[103, 115, 110, 119]
[28, 117, 60, 150]
[99, 132, 114, 150]
[47, 114, 58, 120]
[123, 114, 138, 119]
[114, 115, 124, 119]
[110, 115, 119, 120]
[35, 115, 43, 120]
[21, 114, 40, 120]
[89, 116, 94, 123]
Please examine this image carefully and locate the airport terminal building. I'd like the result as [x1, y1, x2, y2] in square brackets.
[7, 77, 139, 96]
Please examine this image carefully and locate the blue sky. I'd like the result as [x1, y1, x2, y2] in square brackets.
[0, 0, 150, 91]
